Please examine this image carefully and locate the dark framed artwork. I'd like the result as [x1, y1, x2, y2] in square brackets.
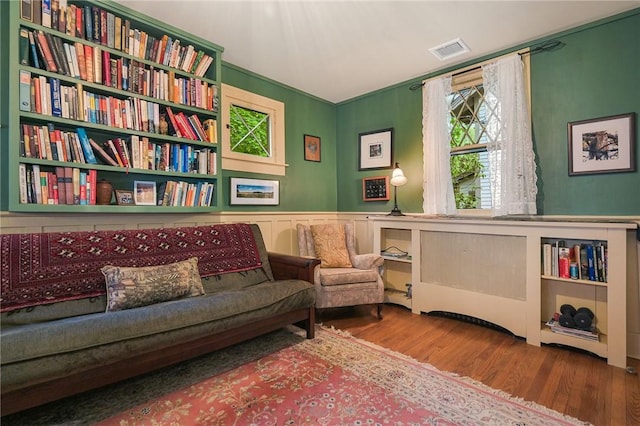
[568, 112, 636, 176]
[362, 176, 390, 201]
[115, 190, 135, 205]
[304, 134, 321, 162]
[359, 128, 393, 170]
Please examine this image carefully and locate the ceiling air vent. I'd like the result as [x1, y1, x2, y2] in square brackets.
[429, 38, 471, 61]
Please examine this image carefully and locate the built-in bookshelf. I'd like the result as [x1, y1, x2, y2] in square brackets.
[370, 216, 635, 368]
[8, 0, 223, 212]
[539, 237, 613, 361]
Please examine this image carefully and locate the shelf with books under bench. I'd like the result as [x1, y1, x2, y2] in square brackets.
[539, 236, 613, 360]
[370, 215, 638, 368]
[7, 0, 223, 212]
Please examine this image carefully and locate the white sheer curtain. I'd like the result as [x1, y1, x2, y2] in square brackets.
[422, 76, 457, 215]
[482, 54, 538, 216]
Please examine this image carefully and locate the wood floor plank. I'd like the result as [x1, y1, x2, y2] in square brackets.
[321, 304, 639, 426]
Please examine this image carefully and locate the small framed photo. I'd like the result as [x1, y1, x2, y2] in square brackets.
[230, 178, 279, 205]
[133, 180, 157, 205]
[115, 190, 135, 205]
[359, 128, 393, 170]
[568, 112, 636, 176]
[362, 176, 390, 201]
[20, 0, 33, 22]
[304, 134, 321, 162]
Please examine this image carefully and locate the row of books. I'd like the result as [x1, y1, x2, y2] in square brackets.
[157, 181, 215, 207]
[18, 163, 216, 208]
[20, 124, 96, 164]
[545, 318, 599, 342]
[21, 1, 215, 77]
[18, 164, 97, 205]
[20, 123, 217, 175]
[542, 240, 607, 282]
[20, 72, 214, 142]
[98, 137, 217, 176]
[20, 29, 218, 111]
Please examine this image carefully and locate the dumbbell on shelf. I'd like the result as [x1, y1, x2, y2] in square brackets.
[558, 304, 594, 331]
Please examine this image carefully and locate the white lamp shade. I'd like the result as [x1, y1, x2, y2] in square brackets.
[390, 167, 407, 187]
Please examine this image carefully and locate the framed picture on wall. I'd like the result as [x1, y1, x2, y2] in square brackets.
[568, 112, 636, 176]
[359, 128, 393, 170]
[230, 178, 279, 205]
[362, 176, 390, 201]
[304, 134, 321, 162]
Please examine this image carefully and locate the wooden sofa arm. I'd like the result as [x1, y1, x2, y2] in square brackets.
[268, 252, 320, 283]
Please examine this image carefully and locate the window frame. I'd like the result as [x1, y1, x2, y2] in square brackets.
[221, 84, 286, 176]
[447, 51, 531, 215]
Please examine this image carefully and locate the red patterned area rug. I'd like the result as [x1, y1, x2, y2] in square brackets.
[98, 327, 588, 426]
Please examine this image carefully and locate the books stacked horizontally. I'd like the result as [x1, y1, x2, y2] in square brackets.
[545, 318, 599, 342]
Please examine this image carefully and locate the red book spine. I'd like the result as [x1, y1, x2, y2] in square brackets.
[102, 50, 111, 87]
[164, 107, 182, 138]
[36, 31, 58, 73]
[89, 169, 97, 205]
[112, 138, 127, 167]
[49, 172, 59, 204]
[175, 112, 196, 140]
[64, 167, 74, 205]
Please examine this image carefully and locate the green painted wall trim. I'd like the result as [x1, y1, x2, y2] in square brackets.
[0, 0, 10, 211]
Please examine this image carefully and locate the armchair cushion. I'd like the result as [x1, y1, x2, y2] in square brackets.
[310, 224, 352, 268]
[319, 268, 381, 286]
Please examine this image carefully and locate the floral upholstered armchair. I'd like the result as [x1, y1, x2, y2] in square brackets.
[296, 223, 384, 319]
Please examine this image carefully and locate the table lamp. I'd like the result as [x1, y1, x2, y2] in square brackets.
[388, 162, 407, 216]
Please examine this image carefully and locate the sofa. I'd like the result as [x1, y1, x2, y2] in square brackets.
[0, 223, 318, 416]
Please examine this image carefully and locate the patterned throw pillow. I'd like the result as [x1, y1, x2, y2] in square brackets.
[101, 257, 205, 312]
[310, 224, 352, 268]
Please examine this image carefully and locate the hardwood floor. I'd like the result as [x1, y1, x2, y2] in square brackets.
[321, 304, 640, 426]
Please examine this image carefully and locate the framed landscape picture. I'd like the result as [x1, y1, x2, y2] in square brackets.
[568, 112, 636, 176]
[359, 128, 393, 170]
[230, 178, 279, 205]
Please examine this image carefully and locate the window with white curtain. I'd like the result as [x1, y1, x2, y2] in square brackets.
[422, 52, 537, 217]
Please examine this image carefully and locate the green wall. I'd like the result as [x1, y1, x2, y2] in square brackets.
[531, 11, 640, 215]
[335, 9, 640, 215]
[221, 64, 337, 212]
[2, 7, 638, 215]
[335, 84, 423, 213]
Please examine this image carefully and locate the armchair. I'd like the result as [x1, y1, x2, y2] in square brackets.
[296, 223, 384, 319]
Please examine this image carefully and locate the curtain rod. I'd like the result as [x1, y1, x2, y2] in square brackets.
[409, 40, 563, 91]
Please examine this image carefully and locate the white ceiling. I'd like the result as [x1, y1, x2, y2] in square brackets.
[117, 1, 639, 103]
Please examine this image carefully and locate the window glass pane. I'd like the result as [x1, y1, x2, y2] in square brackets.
[448, 84, 489, 148]
[449, 83, 492, 210]
[229, 104, 271, 157]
